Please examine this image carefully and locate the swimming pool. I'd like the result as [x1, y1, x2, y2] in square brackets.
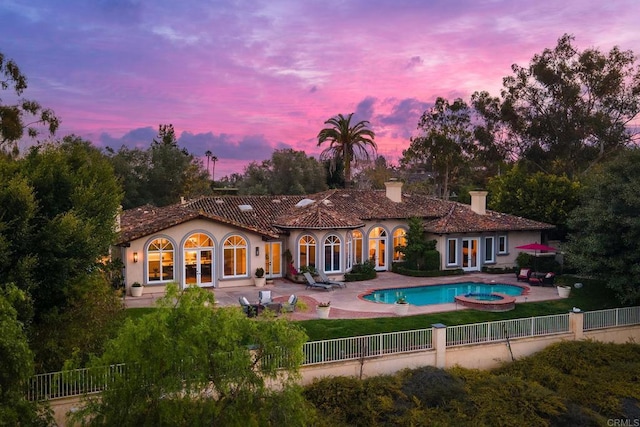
[362, 282, 525, 306]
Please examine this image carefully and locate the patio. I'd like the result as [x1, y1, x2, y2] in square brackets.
[124, 272, 562, 320]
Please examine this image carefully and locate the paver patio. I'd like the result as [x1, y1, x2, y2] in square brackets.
[124, 272, 563, 320]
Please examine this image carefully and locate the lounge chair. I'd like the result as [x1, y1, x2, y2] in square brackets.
[528, 272, 556, 286]
[303, 272, 333, 291]
[281, 294, 298, 313]
[258, 290, 272, 304]
[516, 268, 531, 282]
[317, 271, 347, 288]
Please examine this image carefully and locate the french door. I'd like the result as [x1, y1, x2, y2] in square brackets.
[184, 249, 213, 287]
[462, 238, 479, 271]
[265, 242, 282, 279]
[368, 227, 387, 271]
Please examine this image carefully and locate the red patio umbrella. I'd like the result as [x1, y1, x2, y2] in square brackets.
[515, 243, 557, 272]
[515, 243, 558, 252]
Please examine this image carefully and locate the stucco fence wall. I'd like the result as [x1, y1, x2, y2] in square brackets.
[297, 325, 640, 384]
[47, 323, 640, 426]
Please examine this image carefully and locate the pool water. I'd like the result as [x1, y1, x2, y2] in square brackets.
[363, 282, 524, 306]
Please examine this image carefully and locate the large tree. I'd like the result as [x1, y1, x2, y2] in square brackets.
[473, 34, 640, 178]
[566, 148, 640, 304]
[0, 52, 59, 154]
[487, 166, 581, 240]
[317, 113, 377, 188]
[0, 284, 54, 426]
[106, 124, 211, 208]
[0, 137, 125, 370]
[237, 149, 327, 195]
[400, 97, 475, 200]
[70, 284, 316, 426]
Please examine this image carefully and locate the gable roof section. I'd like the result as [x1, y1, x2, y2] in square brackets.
[274, 197, 365, 229]
[423, 203, 554, 234]
[117, 190, 554, 244]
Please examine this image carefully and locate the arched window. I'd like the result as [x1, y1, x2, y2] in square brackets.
[352, 230, 363, 264]
[393, 228, 407, 261]
[298, 235, 316, 269]
[223, 235, 247, 277]
[323, 235, 341, 273]
[147, 238, 174, 282]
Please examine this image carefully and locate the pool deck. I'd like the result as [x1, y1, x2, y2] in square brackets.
[124, 272, 563, 320]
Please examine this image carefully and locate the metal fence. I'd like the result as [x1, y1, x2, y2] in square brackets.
[584, 306, 640, 330]
[446, 313, 570, 347]
[28, 307, 640, 401]
[302, 328, 433, 366]
[28, 364, 126, 402]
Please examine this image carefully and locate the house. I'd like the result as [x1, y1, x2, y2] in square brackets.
[114, 181, 554, 295]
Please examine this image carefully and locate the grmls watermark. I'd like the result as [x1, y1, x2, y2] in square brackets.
[608, 419, 640, 426]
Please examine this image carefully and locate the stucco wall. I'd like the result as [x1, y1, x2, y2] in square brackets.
[124, 219, 266, 292]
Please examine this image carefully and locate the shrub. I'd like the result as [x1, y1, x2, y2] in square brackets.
[392, 264, 464, 277]
[298, 265, 317, 275]
[344, 260, 377, 282]
[399, 366, 466, 408]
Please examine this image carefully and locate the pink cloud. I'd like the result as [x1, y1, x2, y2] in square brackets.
[2, 0, 639, 177]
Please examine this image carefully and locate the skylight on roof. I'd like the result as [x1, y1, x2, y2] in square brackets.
[295, 198, 315, 208]
[238, 204, 253, 212]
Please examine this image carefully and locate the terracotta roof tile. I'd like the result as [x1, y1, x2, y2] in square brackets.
[423, 203, 554, 234]
[274, 198, 365, 229]
[117, 190, 554, 244]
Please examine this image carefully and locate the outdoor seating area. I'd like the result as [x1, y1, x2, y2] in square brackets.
[515, 268, 556, 286]
[239, 290, 293, 316]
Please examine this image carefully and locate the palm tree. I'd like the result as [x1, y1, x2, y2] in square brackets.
[205, 150, 212, 179]
[317, 113, 376, 188]
[211, 155, 218, 182]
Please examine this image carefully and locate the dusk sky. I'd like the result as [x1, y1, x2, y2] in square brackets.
[2, 0, 639, 178]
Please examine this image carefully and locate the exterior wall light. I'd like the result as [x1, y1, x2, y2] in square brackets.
[255, 247, 260, 256]
[133, 252, 138, 263]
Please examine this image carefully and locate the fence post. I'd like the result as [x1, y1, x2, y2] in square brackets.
[569, 309, 584, 340]
[432, 323, 447, 369]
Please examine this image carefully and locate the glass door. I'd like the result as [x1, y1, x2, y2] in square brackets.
[368, 227, 387, 271]
[183, 233, 215, 288]
[184, 249, 213, 287]
[265, 242, 282, 279]
[462, 238, 479, 271]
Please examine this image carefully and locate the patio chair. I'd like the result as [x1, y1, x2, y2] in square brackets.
[317, 271, 347, 288]
[303, 272, 333, 291]
[281, 294, 298, 313]
[258, 290, 272, 304]
[516, 268, 531, 282]
[542, 272, 556, 286]
[239, 296, 252, 315]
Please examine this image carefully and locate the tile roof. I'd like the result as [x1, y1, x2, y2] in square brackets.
[116, 189, 553, 244]
[423, 203, 554, 234]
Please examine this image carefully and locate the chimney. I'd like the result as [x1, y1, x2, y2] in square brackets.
[469, 191, 488, 215]
[384, 179, 403, 203]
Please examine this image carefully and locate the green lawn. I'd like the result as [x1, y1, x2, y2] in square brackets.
[124, 275, 624, 342]
[295, 275, 623, 341]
